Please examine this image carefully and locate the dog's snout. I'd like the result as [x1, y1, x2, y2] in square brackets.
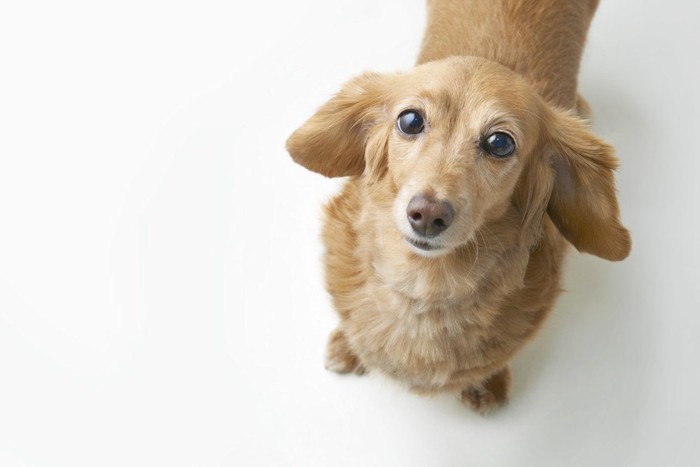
[406, 195, 454, 237]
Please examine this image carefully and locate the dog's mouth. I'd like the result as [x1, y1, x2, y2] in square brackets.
[404, 236, 443, 252]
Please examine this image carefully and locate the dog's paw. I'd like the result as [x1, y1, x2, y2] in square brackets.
[459, 367, 510, 415]
[325, 329, 367, 375]
[460, 386, 505, 415]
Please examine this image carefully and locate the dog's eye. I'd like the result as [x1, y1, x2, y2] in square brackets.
[397, 110, 425, 135]
[483, 132, 516, 158]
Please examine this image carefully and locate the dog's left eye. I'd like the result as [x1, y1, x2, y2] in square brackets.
[482, 132, 516, 158]
[397, 110, 425, 135]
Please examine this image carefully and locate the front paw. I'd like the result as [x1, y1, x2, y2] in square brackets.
[460, 367, 510, 415]
[325, 328, 367, 375]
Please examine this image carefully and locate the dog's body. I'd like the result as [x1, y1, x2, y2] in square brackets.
[287, 0, 629, 413]
[419, 0, 600, 109]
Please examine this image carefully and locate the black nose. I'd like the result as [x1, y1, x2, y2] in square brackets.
[406, 195, 454, 237]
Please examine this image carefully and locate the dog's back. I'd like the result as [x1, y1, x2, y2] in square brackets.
[418, 0, 600, 108]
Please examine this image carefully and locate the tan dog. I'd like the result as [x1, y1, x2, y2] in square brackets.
[286, 0, 630, 414]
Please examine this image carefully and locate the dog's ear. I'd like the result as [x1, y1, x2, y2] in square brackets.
[545, 109, 631, 261]
[286, 72, 389, 178]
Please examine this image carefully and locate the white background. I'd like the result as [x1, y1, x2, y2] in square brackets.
[1, 1, 699, 465]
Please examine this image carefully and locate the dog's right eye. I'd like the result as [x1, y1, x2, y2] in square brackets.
[397, 110, 425, 135]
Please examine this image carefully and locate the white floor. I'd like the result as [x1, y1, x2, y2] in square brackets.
[1, 1, 699, 466]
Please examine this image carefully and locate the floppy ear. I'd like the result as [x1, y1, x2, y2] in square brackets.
[545, 109, 631, 261]
[285, 72, 389, 178]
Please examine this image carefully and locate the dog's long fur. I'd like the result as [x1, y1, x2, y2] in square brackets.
[286, 0, 630, 413]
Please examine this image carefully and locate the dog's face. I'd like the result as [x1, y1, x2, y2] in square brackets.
[287, 57, 630, 261]
[383, 60, 543, 256]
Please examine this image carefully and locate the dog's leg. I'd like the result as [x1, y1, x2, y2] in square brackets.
[575, 94, 593, 120]
[324, 328, 367, 375]
[459, 367, 511, 415]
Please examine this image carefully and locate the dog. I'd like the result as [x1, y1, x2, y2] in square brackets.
[286, 0, 630, 414]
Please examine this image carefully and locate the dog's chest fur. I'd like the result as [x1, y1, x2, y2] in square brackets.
[323, 180, 557, 392]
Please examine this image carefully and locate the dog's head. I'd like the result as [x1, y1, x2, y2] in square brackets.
[287, 57, 630, 261]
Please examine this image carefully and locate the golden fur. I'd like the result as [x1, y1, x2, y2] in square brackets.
[286, 0, 630, 414]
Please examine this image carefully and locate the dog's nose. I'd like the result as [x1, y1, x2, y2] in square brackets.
[406, 195, 454, 237]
